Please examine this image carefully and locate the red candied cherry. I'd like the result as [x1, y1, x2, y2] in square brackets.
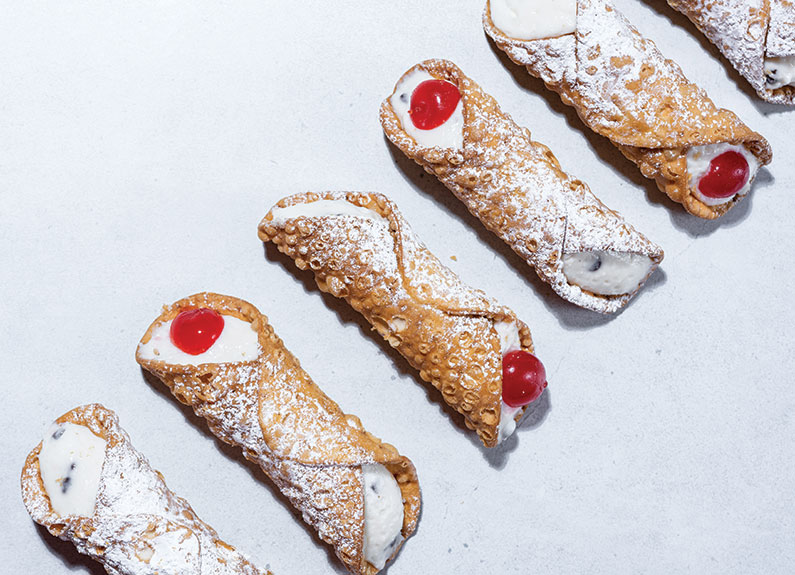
[409, 79, 461, 130]
[698, 150, 750, 199]
[502, 350, 547, 407]
[170, 308, 225, 355]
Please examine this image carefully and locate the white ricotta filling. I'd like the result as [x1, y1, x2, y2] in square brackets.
[362, 463, 404, 570]
[495, 321, 522, 443]
[489, 0, 577, 41]
[562, 251, 652, 296]
[137, 314, 260, 365]
[764, 55, 795, 89]
[687, 143, 758, 206]
[39, 422, 106, 516]
[389, 69, 464, 150]
[269, 200, 385, 226]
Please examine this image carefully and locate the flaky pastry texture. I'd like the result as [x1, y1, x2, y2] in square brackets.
[484, 0, 772, 219]
[136, 292, 420, 575]
[667, 0, 795, 105]
[380, 58, 664, 314]
[259, 192, 538, 447]
[21, 403, 270, 575]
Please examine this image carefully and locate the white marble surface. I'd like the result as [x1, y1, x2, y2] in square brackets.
[1, 1, 793, 573]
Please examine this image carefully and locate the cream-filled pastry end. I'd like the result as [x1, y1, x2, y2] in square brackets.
[489, 0, 577, 41]
[362, 464, 405, 570]
[562, 251, 653, 296]
[38, 422, 106, 516]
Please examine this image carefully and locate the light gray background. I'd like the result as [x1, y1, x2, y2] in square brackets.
[2, 1, 793, 574]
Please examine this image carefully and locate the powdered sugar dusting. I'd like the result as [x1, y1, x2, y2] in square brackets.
[380, 59, 664, 314]
[768, 0, 795, 58]
[258, 193, 537, 447]
[484, 0, 772, 218]
[190, 361, 367, 568]
[21, 404, 269, 575]
[667, 0, 795, 104]
[668, 0, 766, 90]
[136, 293, 421, 575]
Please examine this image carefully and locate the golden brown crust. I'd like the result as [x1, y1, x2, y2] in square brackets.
[380, 58, 664, 313]
[136, 292, 420, 575]
[259, 192, 537, 447]
[484, 0, 773, 219]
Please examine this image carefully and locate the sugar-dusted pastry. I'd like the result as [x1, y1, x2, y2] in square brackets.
[483, 0, 773, 219]
[258, 192, 548, 448]
[667, 0, 795, 105]
[21, 404, 270, 575]
[136, 293, 420, 575]
[380, 59, 664, 314]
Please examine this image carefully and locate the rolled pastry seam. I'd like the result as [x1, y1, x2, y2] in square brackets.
[380, 59, 664, 314]
[484, 0, 773, 219]
[21, 404, 270, 575]
[136, 292, 420, 575]
[259, 192, 546, 448]
[666, 0, 795, 105]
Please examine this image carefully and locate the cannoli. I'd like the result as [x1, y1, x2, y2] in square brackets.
[21, 403, 270, 575]
[483, 0, 773, 219]
[667, 0, 795, 105]
[380, 59, 664, 314]
[258, 192, 548, 448]
[135, 292, 420, 575]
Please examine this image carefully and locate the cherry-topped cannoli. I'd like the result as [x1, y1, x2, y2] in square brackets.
[380, 59, 664, 314]
[136, 293, 420, 575]
[258, 192, 548, 448]
[484, 0, 773, 219]
[667, 0, 795, 105]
